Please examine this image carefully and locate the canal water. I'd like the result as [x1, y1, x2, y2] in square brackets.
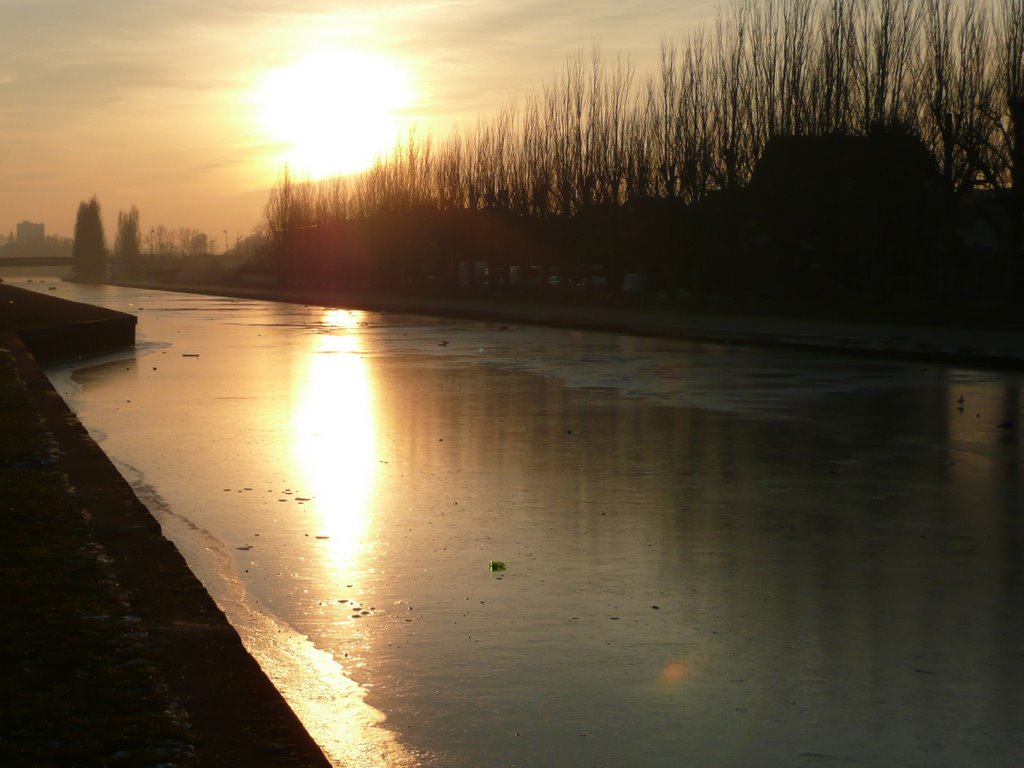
[15, 278, 1024, 767]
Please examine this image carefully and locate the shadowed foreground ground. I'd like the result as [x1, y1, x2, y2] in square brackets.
[0, 284, 329, 766]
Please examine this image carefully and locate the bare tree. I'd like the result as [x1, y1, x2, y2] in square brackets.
[998, 0, 1024, 190]
[808, 0, 856, 134]
[649, 42, 685, 198]
[924, 0, 997, 191]
[263, 165, 316, 247]
[114, 205, 141, 263]
[521, 93, 554, 215]
[713, 0, 753, 190]
[597, 54, 635, 205]
[781, 0, 815, 134]
[852, 0, 923, 132]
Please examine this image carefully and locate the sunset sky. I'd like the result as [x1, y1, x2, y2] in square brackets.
[1, 0, 712, 245]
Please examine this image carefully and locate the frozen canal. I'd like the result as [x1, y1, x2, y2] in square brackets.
[18, 279, 1024, 767]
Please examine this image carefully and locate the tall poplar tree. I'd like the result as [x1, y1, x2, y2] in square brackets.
[114, 205, 141, 276]
[72, 196, 107, 282]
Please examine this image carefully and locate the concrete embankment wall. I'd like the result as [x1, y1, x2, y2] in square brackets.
[0, 283, 137, 363]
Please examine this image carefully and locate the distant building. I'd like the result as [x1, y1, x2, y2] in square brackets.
[16, 221, 45, 248]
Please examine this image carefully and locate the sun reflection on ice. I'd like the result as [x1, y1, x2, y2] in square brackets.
[291, 309, 377, 570]
[281, 310, 424, 766]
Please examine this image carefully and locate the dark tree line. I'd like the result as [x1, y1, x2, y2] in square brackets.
[263, 0, 1024, 313]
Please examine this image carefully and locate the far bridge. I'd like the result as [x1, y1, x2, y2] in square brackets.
[0, 256, 72, 266]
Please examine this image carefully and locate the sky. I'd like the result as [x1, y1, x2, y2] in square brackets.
[1, 0, 713, 245]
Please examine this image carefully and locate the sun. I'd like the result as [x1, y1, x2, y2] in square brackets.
[257, 50, 413, 179]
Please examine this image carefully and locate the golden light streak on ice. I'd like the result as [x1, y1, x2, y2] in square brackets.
[291, 309, 377, 570]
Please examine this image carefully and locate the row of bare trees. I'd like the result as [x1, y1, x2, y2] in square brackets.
[142, 225, 216, 257]
[266, 0, 1024, 241]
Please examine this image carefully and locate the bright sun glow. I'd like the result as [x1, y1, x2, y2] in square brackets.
[257, 50, 412, 179]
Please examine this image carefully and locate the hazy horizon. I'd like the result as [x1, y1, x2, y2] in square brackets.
[1, 0, 713, 242]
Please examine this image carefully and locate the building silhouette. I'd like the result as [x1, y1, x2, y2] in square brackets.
[16, 221, 45, 249]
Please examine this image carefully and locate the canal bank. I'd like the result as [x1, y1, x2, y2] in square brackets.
[112, 280, 1024, 369]
[0, 284, 329, 765]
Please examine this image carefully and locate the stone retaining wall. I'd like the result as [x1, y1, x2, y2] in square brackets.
[0, 283, 136, 363]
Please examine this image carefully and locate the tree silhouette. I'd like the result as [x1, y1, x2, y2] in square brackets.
[72, 196, 107, 282]
[255, 0, 1024, 313]
[114, 205, 141, 274]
